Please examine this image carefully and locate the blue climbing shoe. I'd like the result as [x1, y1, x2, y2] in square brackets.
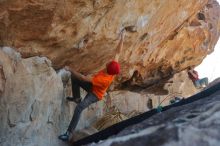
[66, 96, 81, 104]
[58, 132, 69, 141]
[157, 105, 163, 113]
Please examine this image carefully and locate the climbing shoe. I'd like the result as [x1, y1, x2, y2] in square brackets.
[156, 105, 163, 113]
[58, 132, 69, 141]
[66, 96, 81, 104]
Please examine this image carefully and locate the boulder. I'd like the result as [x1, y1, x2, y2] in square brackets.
[0, 47, 104, 146]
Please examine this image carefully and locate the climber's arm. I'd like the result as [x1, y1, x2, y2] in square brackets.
[114, 30, 125, 62]
[65, 66, 92, 82]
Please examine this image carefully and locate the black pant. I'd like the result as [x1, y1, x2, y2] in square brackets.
[71, 75, 92, 99]
[67, 75, 99, 133]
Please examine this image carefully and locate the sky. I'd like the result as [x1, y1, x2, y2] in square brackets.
[195, 0, 220, 82]
[196, 39, 220, 82]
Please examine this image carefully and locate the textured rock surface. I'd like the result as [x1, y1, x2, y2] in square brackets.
[0, 47, 104, 146]
[164, 70, 198, 97]
[108, 91, 150, 114]
[0, 47, 65, 146]
[158, 70, 199, 106]
[0, 0, 219, 87]
[0, 47, 201, 146]
[92, 88, 220, 146]
[0, 0, 220, 146]
[108, 70, 198, 113]
[0, 65, 5, 96]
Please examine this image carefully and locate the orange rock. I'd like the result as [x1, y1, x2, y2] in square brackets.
[0, 0, 219, 87]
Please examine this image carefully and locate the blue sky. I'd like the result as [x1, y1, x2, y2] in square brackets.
[196, 39, 220, 81]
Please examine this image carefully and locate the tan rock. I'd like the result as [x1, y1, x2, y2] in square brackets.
[0, 47, 66, 146]
[106, 70, 198, 115]
[0, 0, 220, 145]
[94, 107, 128, 131]
[0, 47, 104, 146]
[0, 0, 219, 87]
[108, 90, 150, 114]
[158, 70, 199, 106]
[0, 47, 205, 146]
[164, 70, 198, 97]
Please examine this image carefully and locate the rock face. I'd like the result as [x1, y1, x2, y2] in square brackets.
[0, 47, 104, 146]
[164, 70, 198, 97]
[108, 70, 198, 113]
[108, 91, 150, 114]
[0, 47, 199, 146]
[0, 0, 220, 146]
[92, 88, 220, 146]
[0, 0, 219, 87]
[0, 47, 66, 146]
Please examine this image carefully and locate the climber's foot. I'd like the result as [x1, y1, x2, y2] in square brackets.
[58, 132, 69, 142]
[66, 96, 81, 104]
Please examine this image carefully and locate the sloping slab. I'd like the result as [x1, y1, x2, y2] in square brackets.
[73, 82, 220, 146]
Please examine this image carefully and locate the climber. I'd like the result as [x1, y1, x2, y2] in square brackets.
[187, 66, 208, 88]
[58, 30, 126, 142]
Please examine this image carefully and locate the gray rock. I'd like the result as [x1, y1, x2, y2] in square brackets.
[0, 48, 104, 146]
[92, 90, 220, 146]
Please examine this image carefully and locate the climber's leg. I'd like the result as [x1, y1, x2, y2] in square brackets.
[200, 77, 209, 87]
[67, 92, 98, 132]
[66, 74, 92, 103]
[58, 92, 98, 141]
[194, 80, 201, 88]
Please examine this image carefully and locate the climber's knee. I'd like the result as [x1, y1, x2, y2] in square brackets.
[75, 103, 85, 114]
